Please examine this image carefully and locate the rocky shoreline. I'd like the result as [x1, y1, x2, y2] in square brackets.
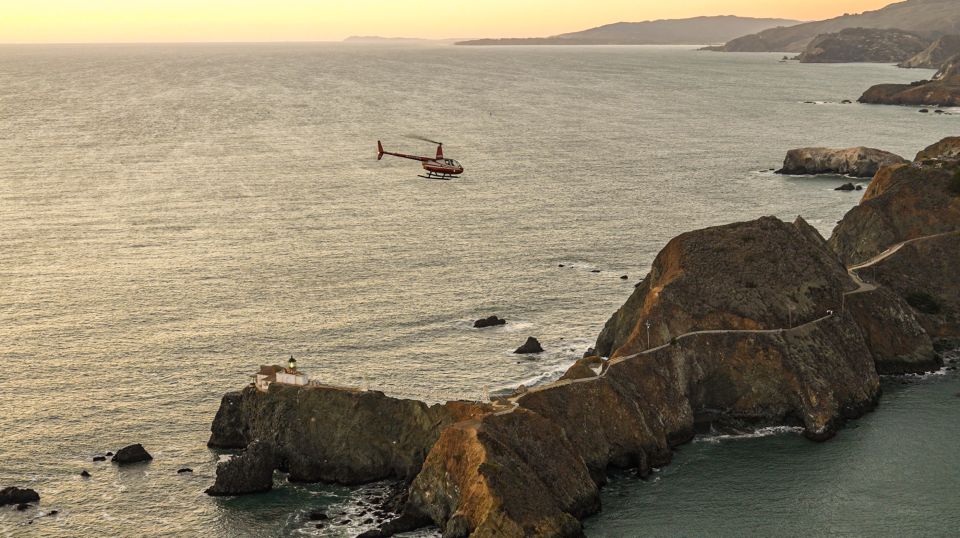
[205, 138, 959, 537]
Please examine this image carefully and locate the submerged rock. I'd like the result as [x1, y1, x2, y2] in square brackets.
[206, 440, 276, 496]
[836, 182, 856, 191]
[0, 487, 40, 507]
[473, 315, 506, 328]
[80, 470, 91, 478]
[777, 147, 906, 178]
[514, 337, 544, 354]
[92, 456, 106, 462]
[177, 468, 193, 474]
[112, 444, 152, 465]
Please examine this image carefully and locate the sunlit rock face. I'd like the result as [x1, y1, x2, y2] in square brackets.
[776, 147, 907, 178]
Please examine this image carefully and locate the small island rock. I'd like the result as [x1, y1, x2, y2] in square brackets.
[112, 444, 153, 465]
[835, 183, 856, 191]
[0, 487, 40, 507]
[777, 147, 907, 178]
[473, 316, 506, 328]
[514, 337, 544, 354]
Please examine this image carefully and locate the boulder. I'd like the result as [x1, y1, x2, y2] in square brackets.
[473, 315, 506, 328]
[177, 468, 193, 474]
[308, 510, 329, 521]
[0, 487, 40, 507]
[798, 28, 929, 64]
[514, 337, 544, 354]
[112, 444, 152, 465]
[836, 183, 856, 191]
[777, 147, 906, 178]
[206, 440, 277, 496]
[80, 470, 91, 478]
[92, 456, 106, 462]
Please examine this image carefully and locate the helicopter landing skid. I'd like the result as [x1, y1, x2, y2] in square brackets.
[418, 173, 460, 180]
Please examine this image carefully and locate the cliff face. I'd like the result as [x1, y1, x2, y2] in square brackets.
[900, 35, 960, 68]
[864, 234, 960, 339]
[208, 152, 959, 535]
[596, 217, 852, 358]
[828, 161, 960, 265]
[709, 0, 959, 53]
[208, 384, 489, 484]
[776, 147, 906, 178]
[860, 54, 960, 106]
[797, 28, 929, 63]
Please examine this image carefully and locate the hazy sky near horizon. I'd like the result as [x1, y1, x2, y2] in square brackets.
[3, 0, 895, 43]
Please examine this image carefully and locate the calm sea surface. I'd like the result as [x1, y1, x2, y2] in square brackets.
[0, 44, 957, 537]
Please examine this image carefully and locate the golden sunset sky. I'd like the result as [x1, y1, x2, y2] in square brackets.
[3, 0, 896, 43]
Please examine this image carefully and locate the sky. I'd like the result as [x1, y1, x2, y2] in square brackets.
[1, 0, 897, 44]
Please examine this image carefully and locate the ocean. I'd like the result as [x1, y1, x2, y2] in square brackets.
[0, 43, 957, 537]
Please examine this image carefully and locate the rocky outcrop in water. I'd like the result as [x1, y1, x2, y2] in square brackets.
[112, 444, 152, 465]
[473, 315, 506, 328]
[797, 28, 928, 64]
[776, 147, 906, 178]
[514, 337, 544, 354]
[206, 440, 277, 496]
[900, 35, 960, 68]
[0, 487, 39, 507]
[860, 55, 960, 106]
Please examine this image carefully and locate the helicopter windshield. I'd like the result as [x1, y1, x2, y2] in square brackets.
[445, 159, 461, 167]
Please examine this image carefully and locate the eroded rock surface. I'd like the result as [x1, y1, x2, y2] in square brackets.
[208, 384, 490, 484]
[206, 440, 277, 496]
[776, 147, 906, 178]
[828, 161, 960, 264]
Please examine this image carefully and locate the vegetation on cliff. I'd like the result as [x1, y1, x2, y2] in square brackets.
[707, 0, 960, 53]
[797, 28, 929, 64]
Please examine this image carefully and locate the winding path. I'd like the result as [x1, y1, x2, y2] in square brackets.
[495, 229, 960, 411]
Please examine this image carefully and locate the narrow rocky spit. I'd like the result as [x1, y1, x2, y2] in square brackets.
[206, 137, 960, 537]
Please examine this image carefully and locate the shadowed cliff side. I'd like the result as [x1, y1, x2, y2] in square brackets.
[209, 384, 490, 484]
[828, 160, 960, 265]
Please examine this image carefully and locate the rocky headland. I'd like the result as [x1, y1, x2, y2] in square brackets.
[900, 35, 960, 69]
[860, 53, 960, 106]
[705, 0, 958, 53]
[776, 147, 906, 178]
[797, 28, 929, 64]
[207, 137, 959, 537]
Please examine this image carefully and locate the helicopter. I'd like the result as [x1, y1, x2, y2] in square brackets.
[377, 137, 464, 180]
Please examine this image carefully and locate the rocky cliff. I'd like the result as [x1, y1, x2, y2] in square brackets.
[828, 160, 960, 265]
[208, 151, 959, 535]
[776, 147, 906, 178]
[900, 35, 960, 68]
[707, 0, 959, 53]
[208, 384, 490, 484]
[797, 28, 929, 63]
[860, 53, 960, 106]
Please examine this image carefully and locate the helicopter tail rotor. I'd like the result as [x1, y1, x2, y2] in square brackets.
[377, 140, 384, 161]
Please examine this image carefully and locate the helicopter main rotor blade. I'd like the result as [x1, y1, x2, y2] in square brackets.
[404, 134, 444, 146]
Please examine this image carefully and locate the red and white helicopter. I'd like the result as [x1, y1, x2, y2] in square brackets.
[377, 137, 464, 180]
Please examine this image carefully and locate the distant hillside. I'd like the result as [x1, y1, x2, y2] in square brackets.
[456, 16, 800, 46]
[707, 0, 960, 53]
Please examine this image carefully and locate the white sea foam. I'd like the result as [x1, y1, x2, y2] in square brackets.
[695, 426, 804, 444]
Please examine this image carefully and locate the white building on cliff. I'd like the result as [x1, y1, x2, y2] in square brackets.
[255, 357, 309, 391]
